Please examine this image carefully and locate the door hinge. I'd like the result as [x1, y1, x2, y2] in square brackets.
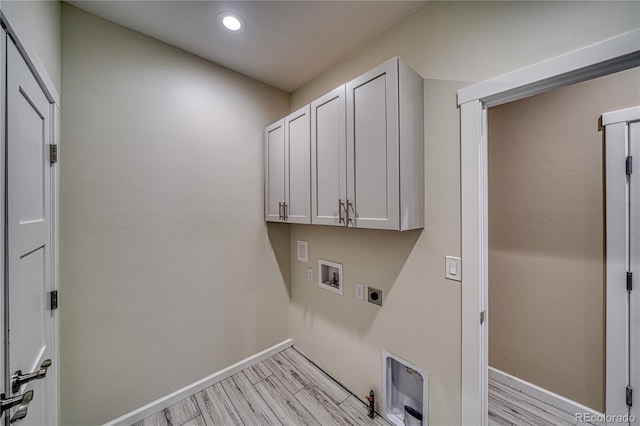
[628, 271, 633, 291]
[480, 311, 486, 325]
[627, 156, 633, 175]
[50, 291, 58, 310]
[49, 144, 58, 165]
[627, 386, 633, 407]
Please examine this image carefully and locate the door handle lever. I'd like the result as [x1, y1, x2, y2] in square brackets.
[0, 390, 33, 419]
[11, 359, 52, 393]
[9, 390, 33, 424]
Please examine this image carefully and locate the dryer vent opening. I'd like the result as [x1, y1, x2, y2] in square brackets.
[382, 350, 429, 426]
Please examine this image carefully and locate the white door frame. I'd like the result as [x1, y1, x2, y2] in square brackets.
[0, 2, 60, 424]
[602, 106, 640, 420]
[458, 29, 640, 425]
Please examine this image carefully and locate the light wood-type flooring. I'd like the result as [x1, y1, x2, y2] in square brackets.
[133, 347, 389, 426]
[134, 347, 597, 426]
[489, 378, 597, 426]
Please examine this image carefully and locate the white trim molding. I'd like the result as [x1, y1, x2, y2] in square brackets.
[458, 29, 640, 108]
[458, 28, 640, 426]
[0, 0, 60, 104]
[0, 27, 6, 416]
[103, 339, 293, 426]
[602, 106, 640, 126]
[603, 116, 631, 419]
[460, 99, 488, 426]
[489, 368, 605, 426]
[602, 108, 640, 422]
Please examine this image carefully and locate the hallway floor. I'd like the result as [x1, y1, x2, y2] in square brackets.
[133, 347, 389, 426]
[488, 378, 596, 426]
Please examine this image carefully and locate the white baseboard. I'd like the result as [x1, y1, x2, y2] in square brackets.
[488, 367, 605, 426]
[103, 339, 293, 426]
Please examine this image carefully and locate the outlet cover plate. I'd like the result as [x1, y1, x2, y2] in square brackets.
[307, 268, 314, 282]
[355, 283, 365, 301]
[368, 286, 382, 306]
[297, 240, 308, 262]
[445, 256, 462, 281]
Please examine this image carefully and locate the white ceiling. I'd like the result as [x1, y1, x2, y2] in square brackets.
[66, 1, 426, 92]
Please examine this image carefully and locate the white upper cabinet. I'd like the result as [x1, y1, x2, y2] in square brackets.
[346, 57, 424, 230]
[311, 86, 347, 226]
[312, 57, 424, 231]
[267, 57, 423, 231]
[285, 105, 311, 224]
[265, 105, 311, 223]
[346, 59, 400, 230]
[265, 120, 285, 222]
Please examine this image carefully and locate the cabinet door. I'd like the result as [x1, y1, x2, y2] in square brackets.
[265, 120, 285, 222]
[346, 58, 399, 230]
[311, 86, 347, 226]
[285, 106, 311, 224]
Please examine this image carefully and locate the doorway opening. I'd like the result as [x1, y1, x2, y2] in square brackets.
[458, 29, 640, 425]
[486, 67, 640, 424]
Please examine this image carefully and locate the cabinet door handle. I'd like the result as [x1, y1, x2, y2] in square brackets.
[338, 199, 345, 224]
[283, 203, 288, 221]
[346, 200, 354, 226]
[278, 202, 283, 221]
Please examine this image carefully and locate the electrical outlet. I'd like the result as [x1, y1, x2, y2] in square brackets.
[355, 283, 365, 301]
[307, 268, 314, 282]
[368, 287, 382, 306]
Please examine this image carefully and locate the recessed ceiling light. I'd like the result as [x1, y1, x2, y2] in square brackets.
[217, 11, 245, 33]
[223, 16, 241, 31]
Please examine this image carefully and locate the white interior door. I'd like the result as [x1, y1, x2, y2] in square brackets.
[604, 106, 640, 423]
[3, 38, 55, 425]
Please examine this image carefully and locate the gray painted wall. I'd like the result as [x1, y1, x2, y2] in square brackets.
[289, 2, 640, 425]
[4, 1, 639, 424]
[60, 5, 291, 424]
